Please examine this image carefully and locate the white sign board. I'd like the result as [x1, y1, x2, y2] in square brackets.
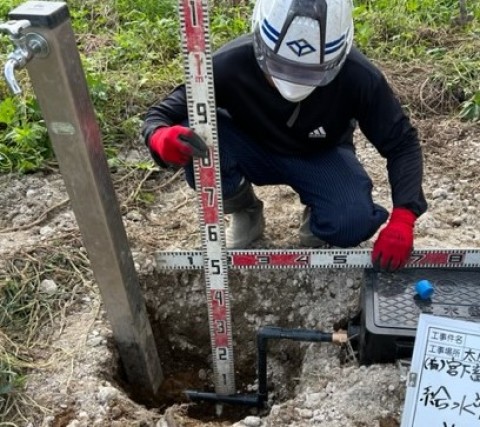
[401, 314, 480, 427]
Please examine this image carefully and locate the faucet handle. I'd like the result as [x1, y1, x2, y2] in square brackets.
[0, 20, 31, 39]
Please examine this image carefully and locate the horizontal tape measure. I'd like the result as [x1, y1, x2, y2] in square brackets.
[156, 248, 480, 270]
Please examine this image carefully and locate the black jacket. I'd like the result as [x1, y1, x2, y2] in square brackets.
[142, 34, 427, 216]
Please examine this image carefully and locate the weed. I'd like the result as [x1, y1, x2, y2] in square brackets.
[0, 246, 94, 423]
[460, 90, 480, 121]
[0, 96, 51, 173]
[210, 3, 253, 48]
[353, 0, 480, 118]
[0, 0, 22, 18]
[0, 351, 27, 424]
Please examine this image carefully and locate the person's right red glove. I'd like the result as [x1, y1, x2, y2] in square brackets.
[148, 125, 208, 166]
[372, 207, 417, 272]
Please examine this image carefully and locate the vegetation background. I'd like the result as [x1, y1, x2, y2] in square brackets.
[0, 0, 479, 174]
[0, 0, 479, 424]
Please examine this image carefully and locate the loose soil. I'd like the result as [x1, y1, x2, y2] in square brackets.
[1, 62, 479, 427]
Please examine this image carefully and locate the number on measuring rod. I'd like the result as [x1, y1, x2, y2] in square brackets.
[408, 251, 465, 266]
[230, 252, 312, 267]
[333, 255, 348, 264]
[197, 102, 208, 123]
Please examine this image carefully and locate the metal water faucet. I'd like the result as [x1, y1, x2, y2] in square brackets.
[0, 19, 49, 95]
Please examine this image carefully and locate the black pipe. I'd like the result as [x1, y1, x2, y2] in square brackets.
[184, 326, 336, 408]
[184, 390, 262, 407]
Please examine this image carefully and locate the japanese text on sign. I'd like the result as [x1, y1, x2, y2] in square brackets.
[401, 314, 480, 427]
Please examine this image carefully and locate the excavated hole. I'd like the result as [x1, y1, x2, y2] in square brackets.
[113, 268, 363, 422]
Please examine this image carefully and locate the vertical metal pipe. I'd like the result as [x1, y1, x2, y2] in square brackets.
[256, 330, 268, 403]
[7, 1, 163, 395]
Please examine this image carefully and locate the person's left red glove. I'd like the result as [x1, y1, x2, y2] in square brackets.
[372, 207, 416, 272]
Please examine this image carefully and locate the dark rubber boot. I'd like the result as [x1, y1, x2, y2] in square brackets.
[224, 182, 265, 249]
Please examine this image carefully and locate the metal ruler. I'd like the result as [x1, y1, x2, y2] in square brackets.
[157, 248, 480, 270]
[179, 0, 235, 395]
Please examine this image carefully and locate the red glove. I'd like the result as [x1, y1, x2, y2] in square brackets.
[148, 125, 208, 166]
[372, 208, 416, 272]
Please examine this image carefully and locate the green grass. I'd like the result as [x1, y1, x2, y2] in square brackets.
[3, 0, 476, 174]
[0, 352, 27, 424]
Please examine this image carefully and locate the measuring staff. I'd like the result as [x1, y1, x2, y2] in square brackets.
[146, 0, 236, 396]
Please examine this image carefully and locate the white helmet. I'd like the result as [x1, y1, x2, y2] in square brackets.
[252, 0, 354, 101]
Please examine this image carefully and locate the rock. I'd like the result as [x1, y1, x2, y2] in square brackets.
[198, 369, 207, 380]
[296, 408, 313, 419]
[126, 210, 143, 221]
[432, 188, 448, 199]
[87, 336, 104, 347]
[97, 386, 119, 404]
[39, 279, 58, 295]
[451, 216, 464, 227]
[39, 225, 54, 236]
[241, 415, 262, 426]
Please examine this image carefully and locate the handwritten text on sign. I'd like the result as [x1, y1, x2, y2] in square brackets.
[401, 314, 480, 427]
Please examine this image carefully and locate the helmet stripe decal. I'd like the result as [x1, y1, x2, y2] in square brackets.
[261, 19, 280, 44]
[325, 33, 346, 55]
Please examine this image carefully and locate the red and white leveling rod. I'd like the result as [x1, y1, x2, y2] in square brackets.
[179, 0, 235, 396]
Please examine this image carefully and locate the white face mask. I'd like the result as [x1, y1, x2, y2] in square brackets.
[272, 77, 316, 102]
